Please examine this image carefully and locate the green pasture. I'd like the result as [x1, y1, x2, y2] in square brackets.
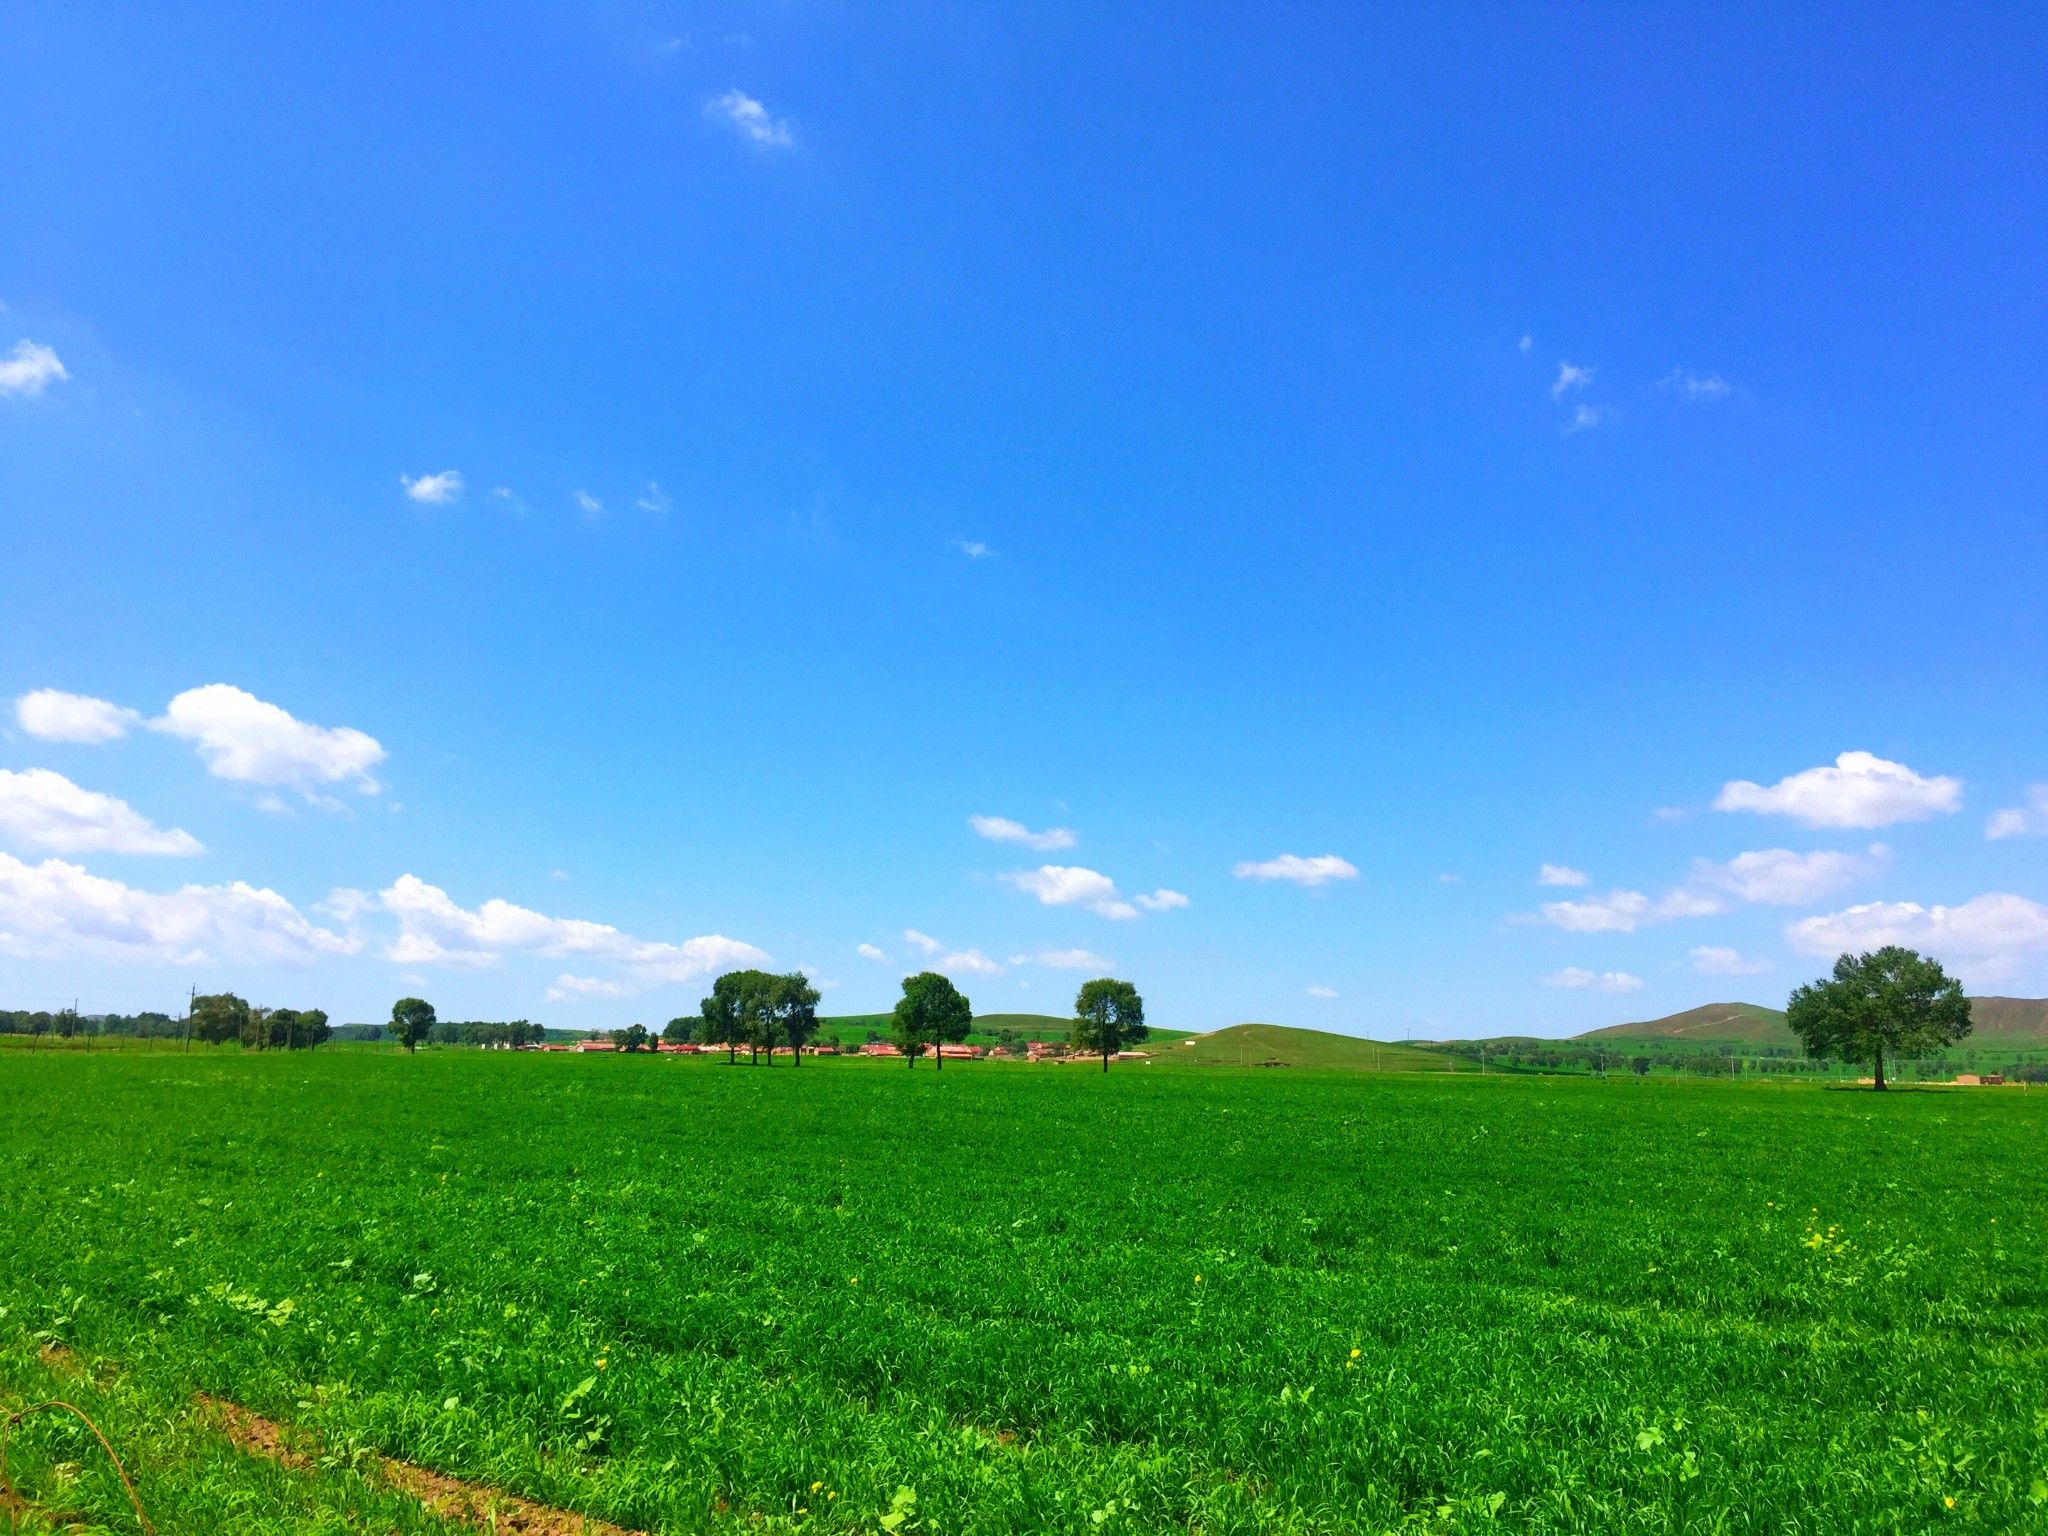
[2, 1052, 2044, 1533]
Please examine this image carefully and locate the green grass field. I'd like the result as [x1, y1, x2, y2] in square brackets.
[3, 1052, 2045, 1533]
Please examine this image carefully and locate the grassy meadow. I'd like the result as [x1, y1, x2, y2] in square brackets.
[3, 1051, 2045, 1533]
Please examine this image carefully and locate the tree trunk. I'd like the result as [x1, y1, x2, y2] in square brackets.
[935, 1042, 943, 1072]
[1102, 1042, 1110, 1073]
[1873, 1042, 1886, 1091]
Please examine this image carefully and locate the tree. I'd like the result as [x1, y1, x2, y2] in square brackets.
[389, 996, 437, 1053]
[1631, 1056, 1651, 1078]
[891, 971, 973, 1069]
[611, 1023, 652, 1052]
[1071, 978, 1147, 1073]
[192, 992, 250, 1046]
[299, 1008, 332, 1049]
[701, 970, 781, 1064]
[663, 1015, 698, 1047]
[1786, 946, 1972, 1091]
[770, 972, 822, 1064]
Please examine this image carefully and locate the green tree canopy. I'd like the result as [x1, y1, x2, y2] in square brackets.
[1072, 977, 1148, 1072]
[1786, 946, 1972, 1091]
[771, 972, 823, 1064]
[389, 996, 438, 1053]
[662, 1015, 699, 1045]
[891, 971, 973, 1069]
[701, 969, 782, 1063]
[191, 992, 251, 1046]
[611, 1023, 652, 1052]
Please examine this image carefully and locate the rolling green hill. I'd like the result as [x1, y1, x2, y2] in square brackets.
[1575, 1002, 1793, 1046]
[818, 1012, 1193, 1048]
[1165, 1023, 1465, 1071]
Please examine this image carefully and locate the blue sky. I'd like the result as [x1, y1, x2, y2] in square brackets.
[3, 5, 2045, 1035]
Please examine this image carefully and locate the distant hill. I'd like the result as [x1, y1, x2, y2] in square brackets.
[818, 1012, 1191, 1047]
[1570, 997, 2048, 1050]
[1575, 1003, 1793, 1047]
[1166, 1023, 1464, 1071]
[1955, 997, 2048, 1047]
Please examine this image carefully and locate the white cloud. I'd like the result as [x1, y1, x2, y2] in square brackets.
[953, 539, 994, 559]
[1306, 984, 1337, 999]
[1537, 863, 1590, 887]
[573, 490, 603, 518]
[0, 851, 356, 966]
[1531, 889, 1652, 933]
[636, 481, 672, 514]
[15, 689, 139, 743]
[1550, 361, 1593, 400]
[1985, 785, 2048, 840]
[936, 947, 1002, 977]
[378, 873, 767, 985]
[153, 684, 386, 799]
[318, 886, 375, 923]
[491, 486, 526, 511]
[1437, 872, 1463, 885]
[1565, 403, 1610, 433]
[1655, 888, 1728, 919]
[1690, 945, 1773, 976]
[1517, 333, 1533, 353]
[546, 973, 631, 1002]
[1232, 853, 1359, 888]
[1688, 845, 1888, 906]
[1030, 948, 1112, 971]
[400, 470, 463, 505]
[0, 768, 202, 856]
[969, 814, 1076, 852]
[1133, 888, 1188, 912]
[0, 340, 68, 396]
[903, 928, 944, 955]
[705, 89, 794, 148]
[548, 867, 571, 881]
[1003, 864, 1142, 919]
[857, 942, 888, 962]
[1662, 369, 1733, 401]
[1788, 893, 2048, 984]
[1714, 751, 1961, 829]
[1543, 967, 1642, 993]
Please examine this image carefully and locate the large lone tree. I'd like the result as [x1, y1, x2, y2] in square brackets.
[771, 972, 822, 1064]
[1785, 945, 1972, 1090]
[1072, 977, 1147, 1073]
[892, 971, 973, 1069]
[389, 996, 437, 1054]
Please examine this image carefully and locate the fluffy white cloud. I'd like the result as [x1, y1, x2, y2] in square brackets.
[1986, 786, 2048, 840]
[1232, 853, 1359, 888]
[969, 814, 1076, 852]
[1787, 894, 2048, 981]
[0, 769, 202, 856]
[904, 928, 943, 955]
[0, 339, 68, 396]
[1306, 984, 1337, 999]
[378, 874, 766, 985]
[1551, 361, 1593, 400]
[1133, 888, 1189, 912]
[1690, 945, 1773, 976]
[1714, 751, 1961, 829]
[546, 974, 631, 1002]
[1538, 863, 1589, 887]
[15, 689, 140, 743]
[1688, 845, 1888, 906]
[400, 470, 463, 504]
[857, 942, 888, 961]
[153, 685, 386, 799]
[705, 89, 794, 148]
[1543, 967, 1642, 993]
[1003, 864, 1141, 918]
[1530, 889, 1652, 933]
[0, 851, 356, 966]
[1026, 948, 1112, 971]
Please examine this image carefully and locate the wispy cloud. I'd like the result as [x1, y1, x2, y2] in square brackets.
[1306, 984, 1337, 999]
[1662, 368, 1734, 402]
[1543, 967, 1642, 993]
[1233, 853, 1358, 888]
[1565, 403, 1611, 433]
[970, 814, 1075, 852]
[1537, 863, 1590, 888]
[636, 481, 672, 514]
[953, 539, 994, 559]
[573, 490, 603, 519]
[705, 89, 794, 149]
[1550, 361, 1593, 400]
[857, 942, 888, 961]
[1986, 785, 2048, 840]
[1690, 945, 1772, 976]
